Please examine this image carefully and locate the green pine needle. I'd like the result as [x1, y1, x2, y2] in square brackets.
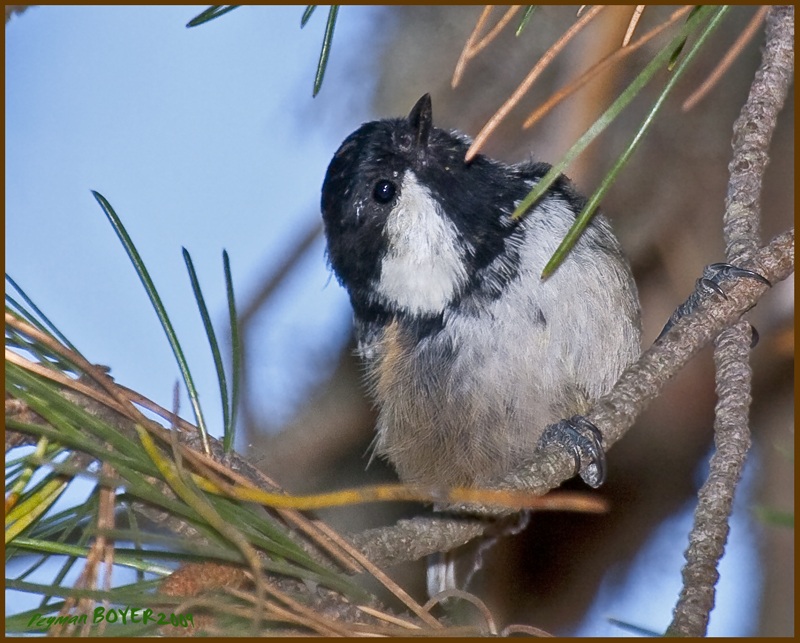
[541, 6, 729, 279]
[300, 5, 316, 28]
[222, 250, 241, 454]
[516, 6, 537, 37]
[509, 6, 720, 278]
[186, 5, 240, 29]
[90, 190, 211, 455]
[312, 5, 339, 97]
[182, 248, 230, 453]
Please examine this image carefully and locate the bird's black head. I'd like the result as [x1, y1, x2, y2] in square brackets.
[321, 94, 529, 322]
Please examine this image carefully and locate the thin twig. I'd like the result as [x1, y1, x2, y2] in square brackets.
[4, 313, 174, 442]
[457, 5, 496, 65]
[238, 221, 322, 329]
[622, 5, 646, 47]
[116, 383, 197, 433]
[174, 438, 367, 575]
[354, 604, 421, 630]
[452, 5, 521, 88]
[524, 5, 693, 129]
[502, 623, 554, 637]
[97, 469, 117, 636]
[466, 5, 606, 161]
[314, 520, 444, 629]
[423, 589, 498, 635]
[682, 6, 770, 112]
[5, 349, 128, 418]
[594, 230, 791, 446]
[238, 220, 322, 430]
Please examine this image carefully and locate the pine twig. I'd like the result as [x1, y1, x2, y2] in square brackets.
[668, 6, 794, 636]
[724, 4, 794, 265]
[669, 322, 754, 636]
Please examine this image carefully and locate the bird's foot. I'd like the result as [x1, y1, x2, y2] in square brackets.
[540, 415, 606, 488]
[658, 262, 770, 346]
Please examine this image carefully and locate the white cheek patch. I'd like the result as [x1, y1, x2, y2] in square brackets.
[377, 171, 468, 315]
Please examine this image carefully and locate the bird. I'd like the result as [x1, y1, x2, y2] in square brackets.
[320, 93, 641, 593]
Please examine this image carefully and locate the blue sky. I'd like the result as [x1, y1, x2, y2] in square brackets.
[6, 5, 760, 635]
[6, 5, 383, 433]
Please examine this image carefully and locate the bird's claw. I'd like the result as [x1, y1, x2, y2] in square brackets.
[657, 262, 771, 343]
[541, 415, 606, 488]
[704, 262, 771, 288]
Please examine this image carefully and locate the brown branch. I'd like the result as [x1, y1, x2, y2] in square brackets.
[238, 220, 322, 432]
[668, 6, 794, 636]
[724, 5, 794, 266]
[238, 220, 322, 329]
[669, 322, 755, 636]
[350, 515, 488, 568]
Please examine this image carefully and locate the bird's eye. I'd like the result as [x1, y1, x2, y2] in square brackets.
[372, 179, 397, 204]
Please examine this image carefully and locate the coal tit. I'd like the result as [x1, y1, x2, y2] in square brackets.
[321, 94, 641, 497]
